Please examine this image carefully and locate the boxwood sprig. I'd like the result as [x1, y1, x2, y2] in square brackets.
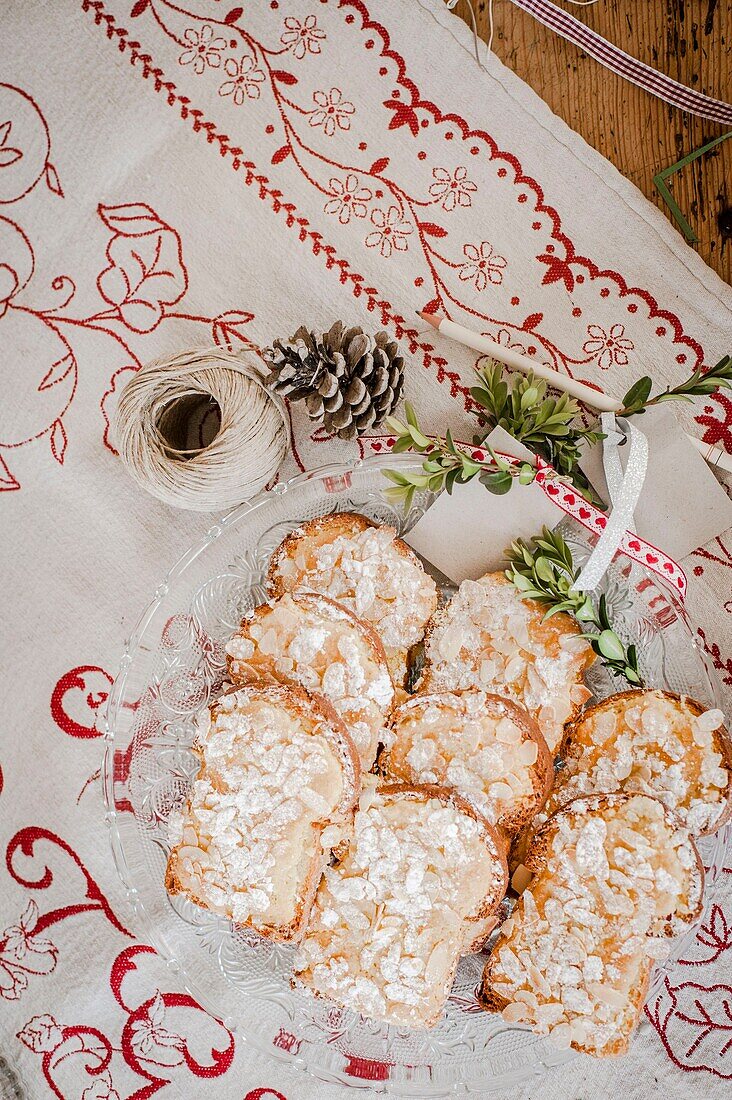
[383, 404, 540, 512]
[619, 354, 732, 416]
[505, 526, 643, 687]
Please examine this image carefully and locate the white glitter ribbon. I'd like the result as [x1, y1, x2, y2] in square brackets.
[575, 413, 648, 591]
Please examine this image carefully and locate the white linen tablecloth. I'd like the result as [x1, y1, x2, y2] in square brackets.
[1, 1, 731, 1096]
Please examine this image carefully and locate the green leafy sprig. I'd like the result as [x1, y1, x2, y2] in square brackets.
[505, 527, 643, 688]
[384, 403, 538, 512]
[471, 363, 604, 503]
[385, 354, 732, 508]
[619, 354, 732, 416]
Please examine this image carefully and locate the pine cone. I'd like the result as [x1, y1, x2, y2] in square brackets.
[262, 321, 405, 440]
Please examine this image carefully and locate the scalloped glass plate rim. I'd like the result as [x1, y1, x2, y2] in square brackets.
[102, 452, 728, 1096]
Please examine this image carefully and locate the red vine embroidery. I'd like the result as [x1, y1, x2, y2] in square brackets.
[6, 826, 132, 938]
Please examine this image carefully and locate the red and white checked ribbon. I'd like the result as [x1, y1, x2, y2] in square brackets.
[365, 436, 688, 597]
[509, 0, 732, 126]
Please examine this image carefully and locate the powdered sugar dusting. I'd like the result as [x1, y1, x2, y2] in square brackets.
[273, 521, 438, 650]
[486, 793, 702, 1054]
[294, 781, 505, 1026]
[422, 573, 592, 753]
[166, 686, 354, 934]
[385, 690, 548, 833]
[552, 692, 730, 834]
[226, 592, 393, 768]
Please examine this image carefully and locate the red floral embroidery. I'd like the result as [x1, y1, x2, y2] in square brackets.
[219, 54, 266, 104]
[458, 241, 507, 290]
[428, 166, 477, 211]
[365, 204, 412, 256]
[323, 172, 372, 223]
[16, 944, 236, 1099]
[647, 976, 732, 1078]
[81, 1071, 120, 1100]
[0, 119, 21, 168]
[0, 901, 58, 1002]
[50, 665, 113, 739]
[129, 990, 185, 1061]
[582, 323, 635, 369]
[17, 1013, 65, 1053]
[697, 393, 732, 453]
[280, 14, 326, 59]
[6, 827, 132, 938]
[679, 904, 732, 967]
[178, 24, 225, 74]
[308, 87, 355, 136]
[0, 83, 61, 203]
[97, 203, 187, 332]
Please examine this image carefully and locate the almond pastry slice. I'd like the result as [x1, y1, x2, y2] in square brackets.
[165, 683, 360, 941]
[551, 689, 732, 836]
[382, 689, 553, 838]
[480, 792, 704, 1057]
[293, 779, 508, 1028]
[419, 571, 594, 753]
[225, 591, 394, 770]
[266, 512, 438, 687]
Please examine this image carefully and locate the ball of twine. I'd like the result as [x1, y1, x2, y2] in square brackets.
[113, 346, 289, 512]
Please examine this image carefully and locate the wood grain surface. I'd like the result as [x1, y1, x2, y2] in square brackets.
[452, 0, 732, 286]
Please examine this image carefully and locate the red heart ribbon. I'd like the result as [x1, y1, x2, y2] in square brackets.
[368, 436, 687, 597]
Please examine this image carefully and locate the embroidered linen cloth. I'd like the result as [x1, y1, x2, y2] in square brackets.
[1, 1, 731, 1096]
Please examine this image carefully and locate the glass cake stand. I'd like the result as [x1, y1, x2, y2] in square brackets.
[103, 454, 729, 1095]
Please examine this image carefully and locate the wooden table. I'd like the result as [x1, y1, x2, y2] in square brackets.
[453, 0, 732, 285]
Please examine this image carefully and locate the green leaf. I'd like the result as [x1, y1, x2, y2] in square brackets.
[391, 435, 414, 453]
[518, 463, 536, 485]
[597, 629, 626, 661]
[444, 467, 460, 494]
[382, 469, 409, 486]
[469, 386, 495, 410]
[543, 601, 576, 618]
[385, 415, 408, 435]
[621, 376, 653, 411]
[404, 402, 419, 429]
[534, 556, 556, 584]
[574, 596, 597, 623]
[407, 424, 432, 450]
[480, 470, 513, 495]
[511, 572, 535, 592]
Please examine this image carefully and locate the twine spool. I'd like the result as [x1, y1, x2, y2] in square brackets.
[113, 347, 289, 512]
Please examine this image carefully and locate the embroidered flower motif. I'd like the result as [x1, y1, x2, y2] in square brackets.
[218, 55, 266, 104]
[82, 1071, 120, 1100]
[178, 25, 226, 75]
[365, 206, 413, 257]
[428, 166, 477, 211]
[17, 1013, 64, 1053]
[458, 241, 507, 290]
[323, 174, 372, 224]
[582, 323, 635, 369]
[1, 901, 58, 1002]
[308, 88, 355, 136]
[280, 14, 326, 59]
[130, 991, 184, 1061]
